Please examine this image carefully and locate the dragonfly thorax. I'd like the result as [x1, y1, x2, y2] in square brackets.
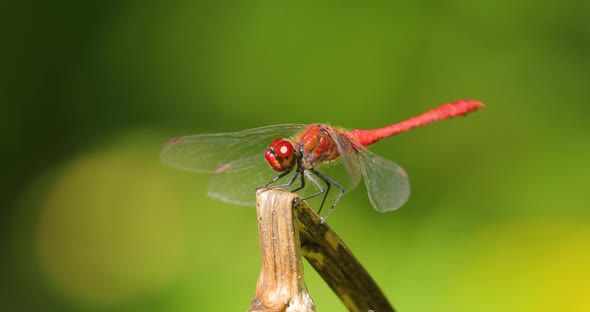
[265, 138, 298, 172]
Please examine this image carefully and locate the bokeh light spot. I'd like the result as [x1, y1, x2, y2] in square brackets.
[451, 220, 590, 311]
[38, 151, 188, 305]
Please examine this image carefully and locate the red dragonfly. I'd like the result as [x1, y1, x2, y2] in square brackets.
[161, 99, 484, 220]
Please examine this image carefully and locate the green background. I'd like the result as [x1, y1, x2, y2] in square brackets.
[3, 1, 589, 311]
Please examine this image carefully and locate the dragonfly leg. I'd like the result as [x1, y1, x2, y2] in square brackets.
[300, 169, 340, 222]
[290, 170, 306, 192]
[300, 170, 328, 208]
[266, 169, 296, 187]
[308, 169, 344, 223]
[267, 165, 308, 194]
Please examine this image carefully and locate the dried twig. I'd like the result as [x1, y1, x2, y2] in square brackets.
[248, 188, 315, 312]
[249, 188, 394, 312]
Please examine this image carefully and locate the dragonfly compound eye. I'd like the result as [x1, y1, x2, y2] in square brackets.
[265, 138, 296, 172]
[274, 140, 293, 157]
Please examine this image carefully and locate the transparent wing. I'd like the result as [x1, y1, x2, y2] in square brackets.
[208, 157, 282, 206]
[356, 146, 411, 212]
[161, 124, 307, 173]
[161, 124, 307, 206]
[324, 127, 362, 190]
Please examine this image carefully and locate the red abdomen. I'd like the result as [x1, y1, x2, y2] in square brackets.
[348, 99, 485, 146]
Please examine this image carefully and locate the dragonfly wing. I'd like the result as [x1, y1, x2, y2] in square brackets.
[324, 128, 362, 190]
[161, 124, 307, 173]
[208, 155, 281, 206]
[358, 149, 411, 212]
[161, 124, 307, 206]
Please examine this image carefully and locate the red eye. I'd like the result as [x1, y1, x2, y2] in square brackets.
[265, 138, 294, 172]
[274, 140, 293, 157]
[269, 138, 283, 147]
[268, 138, 293, 157]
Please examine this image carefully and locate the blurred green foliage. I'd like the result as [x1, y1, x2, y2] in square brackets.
[2, 1, 589, 311]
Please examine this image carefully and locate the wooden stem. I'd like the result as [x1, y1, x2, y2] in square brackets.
[248, 188, 315, 312]
[249, 188, 394, 312]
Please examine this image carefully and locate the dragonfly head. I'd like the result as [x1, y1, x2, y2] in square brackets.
[265, 138, 296, 172]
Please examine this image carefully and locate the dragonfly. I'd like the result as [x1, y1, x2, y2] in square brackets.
[161, 99, 484, 221]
